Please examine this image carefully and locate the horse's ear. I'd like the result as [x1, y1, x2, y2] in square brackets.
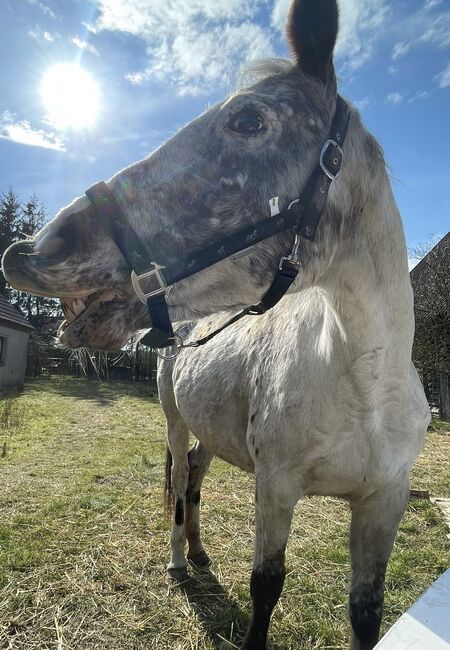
[287, 0, 338, 83]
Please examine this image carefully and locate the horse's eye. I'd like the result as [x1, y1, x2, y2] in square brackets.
[230, 109, 266, 135]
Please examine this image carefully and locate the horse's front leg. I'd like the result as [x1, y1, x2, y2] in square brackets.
[166, 414, 190, 581]
[241, 471, 298, 650]
[349, 478, 410, 650]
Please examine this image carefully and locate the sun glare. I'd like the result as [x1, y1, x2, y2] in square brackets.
[40, 63, 101, 130]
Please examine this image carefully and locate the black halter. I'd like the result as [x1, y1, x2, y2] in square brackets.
[86, 95, 350, 356]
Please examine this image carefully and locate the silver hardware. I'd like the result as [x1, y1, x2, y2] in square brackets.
[156, 334, 183, 360]
[279, 234, 302, 270]
[131, 263, 170, 303]
[320, 187, 325, 194]
[287, 198, 300, 210]
[320, 139, 343, 181]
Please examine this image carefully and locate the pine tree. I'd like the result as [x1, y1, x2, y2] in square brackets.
[19, 194, 46, 237]
[0, 188, 21, 295]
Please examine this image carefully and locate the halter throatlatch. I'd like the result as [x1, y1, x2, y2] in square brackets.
[86, 95, 350, 356]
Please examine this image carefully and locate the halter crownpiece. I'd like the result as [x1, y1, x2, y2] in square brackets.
[86, 95, 350, 356]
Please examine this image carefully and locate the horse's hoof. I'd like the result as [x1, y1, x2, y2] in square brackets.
[167, 566, 189, 583]
[187, 550, 211, 567]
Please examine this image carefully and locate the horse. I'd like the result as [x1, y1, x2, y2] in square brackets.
[2, 0, 430, 647]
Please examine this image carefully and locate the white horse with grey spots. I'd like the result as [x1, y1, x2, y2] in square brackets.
[2, 0, 430, 648]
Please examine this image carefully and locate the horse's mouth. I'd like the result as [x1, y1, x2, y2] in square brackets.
[59, 289, 117, 337]
[60, 291, 101, 332]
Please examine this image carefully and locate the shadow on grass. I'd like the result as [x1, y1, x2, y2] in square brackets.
[24, 377, 159, 406]
[179, 567, 284, 650]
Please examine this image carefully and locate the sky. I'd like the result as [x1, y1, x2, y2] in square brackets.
[0, 0, 449, 261]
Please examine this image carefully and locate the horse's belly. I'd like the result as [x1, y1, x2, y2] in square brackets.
[180, 410, 254, 472]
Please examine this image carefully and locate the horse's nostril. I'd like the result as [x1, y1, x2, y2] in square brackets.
[10, 240, 35, 255]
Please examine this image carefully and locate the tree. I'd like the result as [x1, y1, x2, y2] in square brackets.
[0, 189, 21, 295]
[19, 194, 46, 238]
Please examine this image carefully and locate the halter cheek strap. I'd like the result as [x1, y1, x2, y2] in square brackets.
[86, 95, 350, 354]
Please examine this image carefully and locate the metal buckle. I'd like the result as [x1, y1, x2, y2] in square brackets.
[279, 234, 302, 270]
[131, 263, 170, 304]
[319, 139, 343, 181]
[155, 334, 183, 360]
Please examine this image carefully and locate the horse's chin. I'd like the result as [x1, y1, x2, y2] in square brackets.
[59, 325, 127, 351]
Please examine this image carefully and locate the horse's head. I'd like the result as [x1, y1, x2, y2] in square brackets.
[3, 0, 360, 351]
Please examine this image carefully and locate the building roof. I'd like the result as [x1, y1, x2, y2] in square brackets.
[0, 294, 34, 330]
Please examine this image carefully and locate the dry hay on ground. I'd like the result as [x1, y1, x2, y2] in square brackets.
[1, 378, 449, 649]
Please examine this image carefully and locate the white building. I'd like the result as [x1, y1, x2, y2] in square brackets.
[0, 295, 34, 389]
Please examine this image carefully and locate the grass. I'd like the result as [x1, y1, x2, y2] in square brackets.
[0, 377, 449, 649]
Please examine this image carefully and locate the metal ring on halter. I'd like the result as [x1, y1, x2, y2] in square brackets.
[155, 334, 183, 360]
[287, 198, 300, 210]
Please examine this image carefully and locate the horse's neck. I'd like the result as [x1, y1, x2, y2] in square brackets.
[304, 159, 414, 368]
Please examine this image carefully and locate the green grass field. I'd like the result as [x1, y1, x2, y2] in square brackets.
[0, 377, 449, 649]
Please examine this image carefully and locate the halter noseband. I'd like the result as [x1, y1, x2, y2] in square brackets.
[85, 95, 350, 357]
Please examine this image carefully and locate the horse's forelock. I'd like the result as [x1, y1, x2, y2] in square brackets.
[237, 59, 296, 90]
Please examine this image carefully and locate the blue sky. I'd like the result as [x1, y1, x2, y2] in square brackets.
[0, 0, 449, 259]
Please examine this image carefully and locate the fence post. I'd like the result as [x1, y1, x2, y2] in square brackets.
[438, 372, 449, 421]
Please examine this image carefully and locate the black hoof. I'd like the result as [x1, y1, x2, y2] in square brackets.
[167, 566, 189, 583]
[187, 550, 211, 567]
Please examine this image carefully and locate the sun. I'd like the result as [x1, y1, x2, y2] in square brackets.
[40, 63, 101, 130]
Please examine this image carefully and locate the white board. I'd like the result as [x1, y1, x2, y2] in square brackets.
[375, 568, 450, 649]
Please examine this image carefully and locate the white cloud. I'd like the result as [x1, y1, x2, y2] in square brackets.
[93, 0, 273, 94]
[387, 4, 450, 62]
[419, 12, 450, 49]
[424, 0, 443, 10]
[408, 90, 429, 102]
[435, 61, 450, 88]
[0, 111, 66, 151]
[386, 91, 403, 105]
[391, 41, 412, 60]
[71, 37, 99, 56]
[26, 0, 56, 18]
[354, 96, 371, 110]
[28, 28, 56, 41]
[133, 22, 273, 95]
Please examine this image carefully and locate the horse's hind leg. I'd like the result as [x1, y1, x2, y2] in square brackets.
[165, 413, 190, 581]
[185, 441, 213, 567]
[349, 478, 410, 650]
